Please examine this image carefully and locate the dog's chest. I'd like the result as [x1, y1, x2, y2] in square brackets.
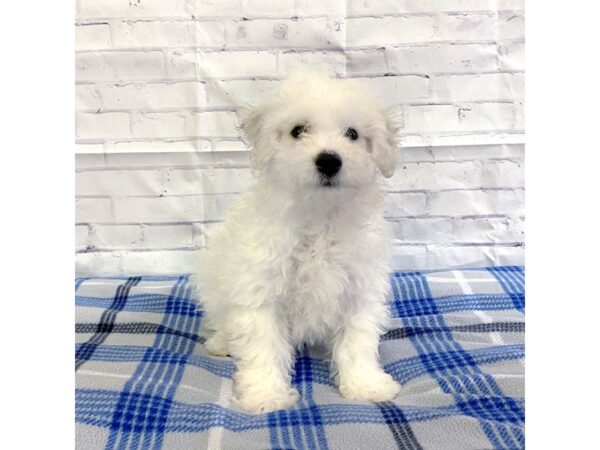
[284, 226, 357, 344]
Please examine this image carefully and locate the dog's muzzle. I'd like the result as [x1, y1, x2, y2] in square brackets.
[315, 152, 342, 185]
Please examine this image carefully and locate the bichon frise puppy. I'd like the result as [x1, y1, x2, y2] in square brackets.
[195, 72, 401, 414]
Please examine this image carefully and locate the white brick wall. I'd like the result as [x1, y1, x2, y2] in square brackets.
[75, 0, 525, 274]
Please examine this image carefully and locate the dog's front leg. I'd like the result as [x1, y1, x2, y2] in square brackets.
[332, 310, 401, 402]
[228, 306, 299, 414]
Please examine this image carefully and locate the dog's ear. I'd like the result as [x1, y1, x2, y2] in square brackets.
[239, 103, 271, 171]
[368, 108, 401, 178]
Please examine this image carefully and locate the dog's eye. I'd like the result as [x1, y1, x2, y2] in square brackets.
[291, 125, 305, 139]
[345, 128, 359, 141]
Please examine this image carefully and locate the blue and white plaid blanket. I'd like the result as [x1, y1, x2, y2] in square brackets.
[75, 267, 524, 450]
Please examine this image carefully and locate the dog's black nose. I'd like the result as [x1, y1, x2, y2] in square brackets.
[315, 152, 342, 178]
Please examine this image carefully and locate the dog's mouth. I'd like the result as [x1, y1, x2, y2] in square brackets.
[318, 176, 339, 188]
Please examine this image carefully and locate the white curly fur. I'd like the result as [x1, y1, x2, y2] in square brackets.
[194, 72, 401, 414]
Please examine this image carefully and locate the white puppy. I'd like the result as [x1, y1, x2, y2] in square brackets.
[195, 72, 401, 414]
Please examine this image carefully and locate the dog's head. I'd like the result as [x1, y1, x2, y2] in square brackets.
[239, 72, 400, 192]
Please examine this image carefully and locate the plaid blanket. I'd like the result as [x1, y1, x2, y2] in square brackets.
[75, 267, 525, 450]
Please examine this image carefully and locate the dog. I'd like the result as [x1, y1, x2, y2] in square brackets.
[195, 72, 401, 414]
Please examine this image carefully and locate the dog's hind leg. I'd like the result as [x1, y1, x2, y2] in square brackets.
[205, 329, 229, 356]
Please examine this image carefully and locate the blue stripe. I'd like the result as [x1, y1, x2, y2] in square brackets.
[105, 276, 199, 450]
[487, 267, 525, 312]
[75, 277, 89, 291]
[385, 344, 524, 384]
[76, 277, 141, 371]
[79, 275, 192, 282]
[75, 343, 236, 378]
[76, 293, 200, 316]
[396, 272, 524, 449]
[77, 341, 523, 387]
[297, 347, 328, 450]
[79, 389, 522, 432]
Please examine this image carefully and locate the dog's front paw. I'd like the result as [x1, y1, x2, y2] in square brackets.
[234, 384, 300, 414]
[205, 333, 229, 356]
[339, 369, 401, 403]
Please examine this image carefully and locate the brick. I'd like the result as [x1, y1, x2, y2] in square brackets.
[77, 249, 201, 275]
[91, 224, 143, 248]
[240, 0, 295, 17]
[401, 143, 525, 162]
[390, 160, 524, 191]
[386, 44, 499, 74]
[166, 50, 278, 79]
[77, 0, 192, 19]
[389, 160, 479, 190]
[111, 21, 225, 49]
[498, 0, 524, 9]
[498, 12, 525, 40]
[345, 16, 438, 47]
[191, 223, 209, 247]
[161, 168, 252, 195]
[75, 51, 165, 82]
[101, 147, 251, 170]
[279, 51, 346, 76]
[76, 85, 102, 111]
[430, 73, 524, 102]
[400, 132, 525, 148]
[347, 0, 512, 15]
[481, 160, 524, 188]
[349, 15, 495, 46]
[107, 140, 211, 154]
[421, 244, 524, 270]
[435, 14, 497, 41]
[392, 216, 524, 244]
[403, 103, 515, 134]
[76, 112, 131, 139]
[76, 154, 108, 171]
[360, 76, 430, 104]
[187, 111, 239, 137]
[75, 225, 90, 251]
[346, 50, 386, 76]
[498, 42, 525, 71]
[76, 169, 164, 196]
[119, 250, 199, 274]
[112, 194, 237, 222]
[513, 101, 524, 130]
[190, 0, 244, 18]
[428, 189, 524, 215]
[452, 217, 524, 243]
[212, 139, 251, 153]
[390, 245, 428, 270]
[77, 81, 207, 110]
[294, 0, 345, 16]
[75, 143, 105, 154]
[131, 112, 187, 138]
[224, 18, 344, 49]
[76, 252, 123, 275]
[391, 218, 452, 243]
[390, 244, 524, 271]
[75, 24, 111, 50]
[206, 79, 278, 107]
[142, 224, 195, 248]
[76, 197, 112, 222]
[383, 192, 428, 217]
